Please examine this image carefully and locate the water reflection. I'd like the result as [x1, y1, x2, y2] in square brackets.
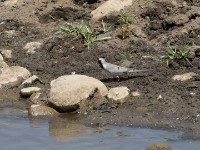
[48, 120, 93, 141]
[29, 118, 46, 128]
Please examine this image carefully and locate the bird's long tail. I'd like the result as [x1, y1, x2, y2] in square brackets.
[128, 69, 149, 73]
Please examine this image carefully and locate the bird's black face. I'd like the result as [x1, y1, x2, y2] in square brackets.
[97, 58, 104, 69]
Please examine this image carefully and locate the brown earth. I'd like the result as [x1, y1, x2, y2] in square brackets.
[1, 0, 200, 137]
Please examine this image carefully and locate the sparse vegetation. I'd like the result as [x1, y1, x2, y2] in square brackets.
[162, 46, 191, 66]
[58, 20, 97, 49]
[121, 52, 133, 61]
[162, 44, 200, 66]
[57, 20, 111, 49]
[117, 10, 132, 39]
[101, 19, 111, 34]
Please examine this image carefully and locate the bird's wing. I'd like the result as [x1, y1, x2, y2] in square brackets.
[105, 63, 128, 73]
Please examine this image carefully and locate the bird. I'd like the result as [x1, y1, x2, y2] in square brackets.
[97, 57, 148, 77]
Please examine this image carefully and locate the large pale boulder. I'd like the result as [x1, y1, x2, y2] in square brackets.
[91, 0, 133, 19]
[49, 75, 108, 112]
[0, 66, 31, 88]
[107, 86, 130, 103]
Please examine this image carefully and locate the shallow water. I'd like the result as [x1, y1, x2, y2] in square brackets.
[1, 116, 200, 150]
[0, 103, 200, 150]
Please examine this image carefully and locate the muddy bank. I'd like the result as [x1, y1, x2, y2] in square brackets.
[0, 0, 200, 135]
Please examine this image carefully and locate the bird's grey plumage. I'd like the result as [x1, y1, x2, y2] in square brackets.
[98, 58, 148, 76]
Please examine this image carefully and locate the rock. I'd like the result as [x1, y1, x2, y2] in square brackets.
[23, 42, 42, 54]
[107, 86, 130, 103]
[28, 104, 59, 116]
[4, 30, 17, 37]
[21, 75, 39, 87]
[20, 87, 41, 97]
[49, 75, 108, 112]
[1, 49, 12, 59]
[172, 72, 198, 81]
[157, 94, 163, 100]
[0, 60, 8, 69]
[131, 91, 140, 97]
[171, 0, 178, 6]
[147, 144, 171, 150]
[91, 0, 132, 19]
[30, 92, 48, 105]
[0, 66, 31, 88]
[4, 0, 18, 7]
[30, 92, 42, 104]
[0, 53, 3, 61]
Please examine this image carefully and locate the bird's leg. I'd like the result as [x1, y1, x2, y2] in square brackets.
[111, 76, 120, 82]
[117, 76, 120, 82]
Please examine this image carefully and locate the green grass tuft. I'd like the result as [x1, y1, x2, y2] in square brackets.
[58, 20, 97, 49]
[162, 43, 200, 66]
[57, 20, 112, 49]
[117, 10, 132, 39]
